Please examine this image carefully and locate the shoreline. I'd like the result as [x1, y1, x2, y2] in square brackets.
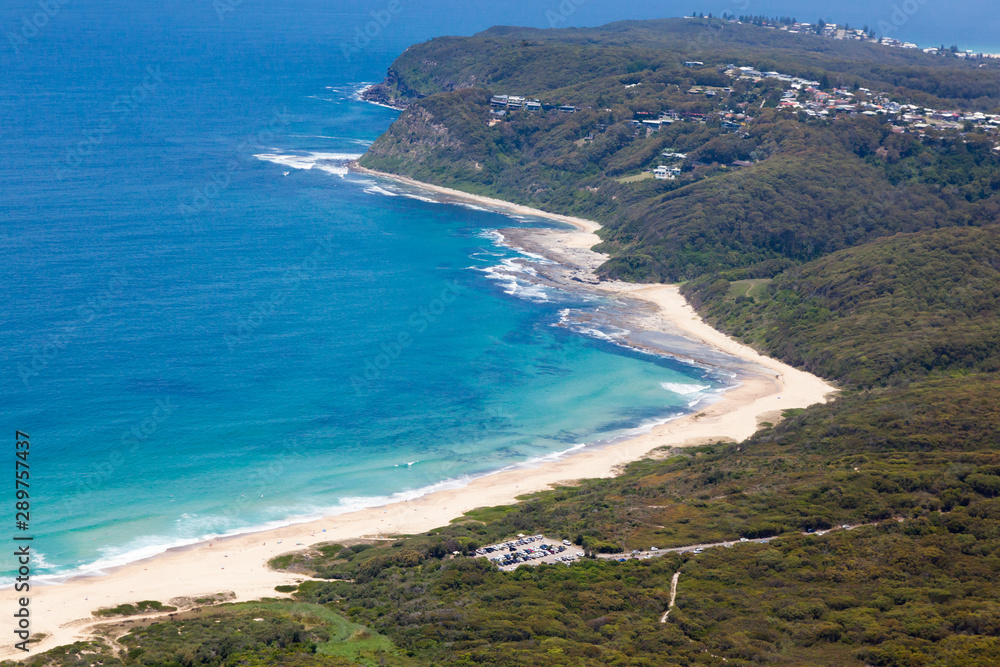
[1, 166, 837, 659]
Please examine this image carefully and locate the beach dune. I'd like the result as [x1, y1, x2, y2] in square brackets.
[1, 168, 836, 659]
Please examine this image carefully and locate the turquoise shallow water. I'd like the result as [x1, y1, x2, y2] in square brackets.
[0, 2, 738, 582]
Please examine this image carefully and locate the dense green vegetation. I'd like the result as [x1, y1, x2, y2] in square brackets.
[683, 225, 1000, 387]
[5, 602, 414, 667]
[377, 18, 1000, 110]
[94, 601, 178, 618]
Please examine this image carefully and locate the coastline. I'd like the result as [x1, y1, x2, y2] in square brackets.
[1, 166, 837, 659]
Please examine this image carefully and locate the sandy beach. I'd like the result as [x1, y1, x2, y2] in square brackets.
[2, 166, 836, 659]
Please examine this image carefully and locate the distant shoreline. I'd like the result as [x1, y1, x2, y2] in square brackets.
[0, 163, 837, 661]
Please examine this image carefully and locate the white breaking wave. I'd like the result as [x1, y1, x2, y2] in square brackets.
[572, 327, 623, 343]
[661, 382, 712, 396]
[253, 151, 364, 178]
[398, 192, 440, 204]
[352, 83, 407, 110]
[479, 229, 510, 248]
[364, 185, 399, 197]
[479, 265, 551, 302]
[554, 308, 630, 344]
[459, 202, 491, 212]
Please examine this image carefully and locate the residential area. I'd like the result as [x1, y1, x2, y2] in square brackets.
[713, 14, 1000, 61]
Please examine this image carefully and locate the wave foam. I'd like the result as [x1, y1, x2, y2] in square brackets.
[399, 192, 440, 204]
[364, 185, 399, 197]
[253, 151, 363, 178]
[661, 382, 712, 396]
[479, 265, 551, 302]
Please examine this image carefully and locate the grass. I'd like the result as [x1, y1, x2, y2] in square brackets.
[92, 600, 176, 617]
[229, 602, 400, 664]
[614, 171, 654, 183]
[726, 278, 771, 299]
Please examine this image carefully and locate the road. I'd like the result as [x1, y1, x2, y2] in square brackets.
[598, 524, 864, 562]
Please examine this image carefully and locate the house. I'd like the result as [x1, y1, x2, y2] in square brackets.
[525, 100, 541, 112]
[490, 95, 509, 108]
[653, 166, 676, 180]
[559, 105, 576, 113]
[684, 61, 704, 67]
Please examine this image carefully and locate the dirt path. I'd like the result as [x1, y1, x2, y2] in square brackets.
[659, 572, 681, 623]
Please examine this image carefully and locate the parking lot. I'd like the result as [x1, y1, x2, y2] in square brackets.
[474, 534, 585, 571]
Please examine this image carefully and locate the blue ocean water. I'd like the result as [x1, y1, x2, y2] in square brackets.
[0, 1, 735, 580]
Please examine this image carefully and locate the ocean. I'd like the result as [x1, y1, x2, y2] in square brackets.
[0, 1, 733, 581]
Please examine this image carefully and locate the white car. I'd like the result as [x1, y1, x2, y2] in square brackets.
[650, 547, 659, 551]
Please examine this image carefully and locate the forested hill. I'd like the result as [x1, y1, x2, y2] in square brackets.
[360, 17, 1000, 284]
[683, 225, 1000, 388]
[369, 18, 1000, 111]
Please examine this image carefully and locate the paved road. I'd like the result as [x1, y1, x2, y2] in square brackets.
[482, 525, 865, 571]
[598, 524, 864, 562]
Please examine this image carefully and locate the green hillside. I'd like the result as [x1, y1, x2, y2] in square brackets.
[373, 18, 1000, 110]
[683, 225, 1000, 387]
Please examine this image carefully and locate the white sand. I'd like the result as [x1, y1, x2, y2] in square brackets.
[1, 167, 836, 659]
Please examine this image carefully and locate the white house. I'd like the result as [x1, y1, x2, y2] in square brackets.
[654, 166, 676, 180]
